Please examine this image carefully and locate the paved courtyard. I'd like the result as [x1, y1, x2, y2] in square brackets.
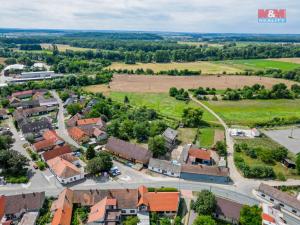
[263, 128, 300, 154]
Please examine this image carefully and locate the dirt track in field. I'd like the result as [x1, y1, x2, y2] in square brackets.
[109, 74, 297, 93]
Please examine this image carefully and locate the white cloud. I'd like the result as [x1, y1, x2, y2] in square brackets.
[0, 0, 299, 33]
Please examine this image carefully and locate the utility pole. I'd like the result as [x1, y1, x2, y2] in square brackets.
[289, 127, 294, 139]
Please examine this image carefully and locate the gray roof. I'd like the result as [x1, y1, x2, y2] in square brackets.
[149, 158, 181, 174]
[258, 183, 300, 211]
[106, 137, 152, 164]
[181, 164, 229, 177]
[163, 128, 178, 141]
[20, 117, 52, 134]
[179, 144, 191, 163]
[215, 197, 243, 221]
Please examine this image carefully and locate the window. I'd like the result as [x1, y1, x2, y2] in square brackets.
[270, 198, 274, 202]
[261, 194, 265, 197]
[280, 203, 284, 207]
[292, 210, 297, 214]
[130, 210, 135, 213]
[121, 210, 126, 213]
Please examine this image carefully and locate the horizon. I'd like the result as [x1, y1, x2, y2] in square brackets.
[1, 0, 299, 34]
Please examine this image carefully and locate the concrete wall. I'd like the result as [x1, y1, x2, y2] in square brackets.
[148, 166, 180, 178]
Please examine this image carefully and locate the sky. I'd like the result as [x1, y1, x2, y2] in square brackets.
[0, 0, 299, 34]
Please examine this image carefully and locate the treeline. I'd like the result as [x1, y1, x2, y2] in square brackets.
[169, 87, 190, 101]
[19, 44, 42, 51]
[0, 72, 112, 98]
[222, 83, 299, 100]
[111, 68, 201, 76]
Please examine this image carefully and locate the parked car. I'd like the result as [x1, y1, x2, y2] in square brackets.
[110, 167, 121, 177]
[33, 163, 38, 169]
[126, 162, 134, 167]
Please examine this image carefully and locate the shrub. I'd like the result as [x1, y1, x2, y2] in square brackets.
[277, 172, 287, 181]
[36, 161, 46, 170]
[5, 176, 29, 184]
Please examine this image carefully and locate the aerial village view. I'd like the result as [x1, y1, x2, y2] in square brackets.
[0, 1, 300, 225]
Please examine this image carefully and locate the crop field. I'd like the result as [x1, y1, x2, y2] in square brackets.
[108, 61, 243, 74]
[203, 99, 300, 126]
[41, 43, 95, 52]
[109, 92, 218, 124]
[217, 59, 300, 71]
[0, 57, 6, 64]
[108, 74, 296, 93]
[268, 58, 300, 64]
[235, 137, 299, 179]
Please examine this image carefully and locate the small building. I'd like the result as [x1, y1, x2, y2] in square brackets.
[39, 98, 58, 107]
[282, 158, 296, 169]
[188, 148, 212, 165]
[106, 137, 152, 165]
[251, 128, 261, 137]
[77, 117, 106, 131]
[4, 64, 25, 72]
[47, 156, 84, 184]
[214, 197, 243, 224]
[93, 127, 108, 141]
[51, 189, 73, 225]
[66, 113, 82, 127]
[42, 145, 73, 161]
[257, 183, 300, 217]
[68, 127, 89, 144]
[20, 118, 53, 138]
[148, 158, 181, 177]
[162, 128, 178, 150]
[18, 211, 39, 225]
[33, 130, 64, 152]
[137, 186, 180, 216]
[180, 164, 230, 183]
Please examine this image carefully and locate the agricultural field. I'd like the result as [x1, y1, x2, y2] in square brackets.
[84, 84, 111, 95]
[268, 57, 300, 64]
[235, 137, 300, 179]
[109, 92, 219, 124]
[0, 57, 6, 64]
[108, 61, 243, 74]
[108, 74, 296, 93]
[216, 59, 300, 71]
[203, 99, 300, 126]
[177, 41, 223, 47]
[41, 43, 96, 52]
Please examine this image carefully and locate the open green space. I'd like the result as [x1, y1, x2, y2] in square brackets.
[235, 137, 300, 179]
[177, 128, 198, 145]
[203, 99, 300, 126]
[215, 59, 300, 71]
[109, 92, 219, 124]
[198, 127, 215, 148]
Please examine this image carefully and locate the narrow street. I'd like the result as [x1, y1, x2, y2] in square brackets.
[50, 90, 82, 149]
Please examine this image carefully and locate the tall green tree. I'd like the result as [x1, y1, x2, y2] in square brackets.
[192, 190, 216, 215]
[148, 135, 166, 158]
[86, 152, 112, 175]
[182, 107, 203, 128]
[193, 216, 216, 225]
[239, 205, 262, 225]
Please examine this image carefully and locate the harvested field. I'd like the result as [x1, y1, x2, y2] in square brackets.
[41, 43, 95, 52]
[109, 74, 296, 93]
[0, 57, 6, 64]
[214, 129, 225, 145]
[268, 58, 300, 64]
[84, 84, 111, 95]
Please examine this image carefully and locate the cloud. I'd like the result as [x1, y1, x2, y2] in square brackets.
[0, 0, 299, 33]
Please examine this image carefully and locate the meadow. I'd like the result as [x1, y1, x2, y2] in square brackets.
[41, 43, 96, 52]
[203, 99, 300, 126]
[108, 61, 243, 74]
[216, 59, 300, 71]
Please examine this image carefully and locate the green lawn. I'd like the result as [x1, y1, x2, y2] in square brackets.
[203, 99, 300, 126]
[235, 137, 300, 179]
[109, 92, 219, 124]
[199, 127, 215, 148]
[215, 59, 300, 71]
[177, 128, 198, 145]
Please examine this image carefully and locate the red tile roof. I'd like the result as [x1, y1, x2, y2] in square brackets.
[51, 189, 73, 225]
[262, 213, 275, 223]
[0, 195, 5, 220]
[43, 130, 60, 141]
[77, 118, 101, 126]
[68, 127, 87, 141]
[138, 186, 179, 212]
[188, 148, 211, 160]
[47, 157, 81, 179]
[12, 90, 33, 97]
[87, 197, 117, 223]
[33, 139, 56, 152]
[42, 145, 72, 161]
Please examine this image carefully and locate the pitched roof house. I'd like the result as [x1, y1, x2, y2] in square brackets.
[137, 186, 180, 213]
[106, 137, 152, 165]
[42, 145, 73, 161]
[68, 127, 89, 144]
[47, 156, 84, 184]
[66, 113, 82, 127]
[162, 128, 178, 150]
[148, 158, 181, 177]
[51, 189, 74, 225]
[188, 148, 212, 165]
[33, 130, 64, 152]
[20, 117, 52, 137]
[214, 197, 243, 224]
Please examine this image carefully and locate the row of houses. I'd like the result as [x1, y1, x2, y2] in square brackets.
[0, 192, 45, 225]
[51, 186, 180, 225]
[105, 137, 230, 183]
[32, 129, 85, 184]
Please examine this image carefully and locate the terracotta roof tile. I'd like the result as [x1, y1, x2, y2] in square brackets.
[77, 118, 101, 126]
[51, 189, 73, 225]
[47, 157, 81, 178]
[188, 148, 211, 160]
[87, 197, 117, 223]
[68, 127, 87, 141]
[33, 139, 56, 152]
[42, 145, 72, 161]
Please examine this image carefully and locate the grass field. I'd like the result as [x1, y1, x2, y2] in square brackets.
[199, 127, 215, 148]
[203, 99, 300, 126]
[268, 58, 300, 64]
[108, 61, 243, 74]
[216, 59, 300, 71]
[109, 92, 219, 124]
[41, 43, 96, 52]
[235, 137, 300, 179]
[177, 128, 197, 144]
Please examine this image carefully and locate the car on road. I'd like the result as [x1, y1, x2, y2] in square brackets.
[110, 166, 121, 177]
